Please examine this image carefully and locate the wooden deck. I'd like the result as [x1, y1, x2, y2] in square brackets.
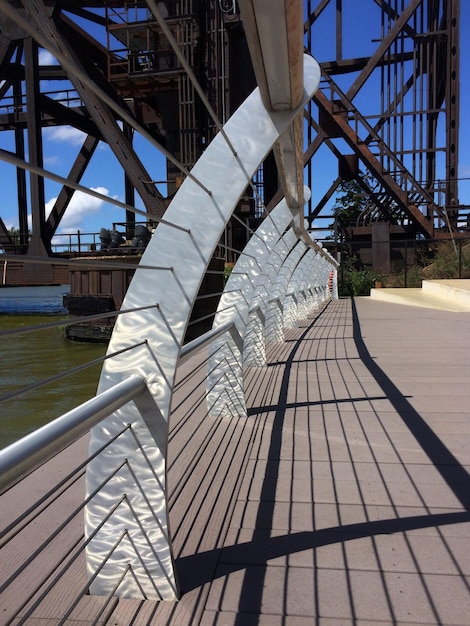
[1, 297, 470, 625]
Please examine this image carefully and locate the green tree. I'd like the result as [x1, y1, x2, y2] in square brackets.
[330, 178, 371, 242]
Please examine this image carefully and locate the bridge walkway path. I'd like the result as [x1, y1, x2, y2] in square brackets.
[2, 296, 470, 624]
[165, 295, 470, 625]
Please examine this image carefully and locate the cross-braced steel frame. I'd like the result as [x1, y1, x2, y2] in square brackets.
[0, 1, 465, 280]
[301, 0, 463, 240]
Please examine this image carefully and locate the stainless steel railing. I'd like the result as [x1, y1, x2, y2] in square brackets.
[0, 0, 338, 612]
[0, 319, 236, 621]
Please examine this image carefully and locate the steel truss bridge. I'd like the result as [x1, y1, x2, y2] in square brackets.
[0, 0, 467, 279]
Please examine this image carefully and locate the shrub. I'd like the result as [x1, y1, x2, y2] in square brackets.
[423, 241, 470, 279]
[424, 242, 459, 279]
[338, 260, 383, 296]
[223, 263, 234, 286]
[349, 268, 382, 296]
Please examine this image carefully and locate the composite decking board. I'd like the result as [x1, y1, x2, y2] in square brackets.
[1, 298, 469, 624]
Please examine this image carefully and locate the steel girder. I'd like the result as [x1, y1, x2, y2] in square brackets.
[302, 0, 463, 239]
[0, 2, 167, 259]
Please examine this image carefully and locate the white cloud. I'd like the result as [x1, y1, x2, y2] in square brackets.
[48, 186, 115, 234]
[44, 155, 60, 167]
[1, 218, 17, 231]
[43, 125, 87, 147]
[38, 49, 59, 66]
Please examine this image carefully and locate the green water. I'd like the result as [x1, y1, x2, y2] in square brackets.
[0, 313, 106, 449]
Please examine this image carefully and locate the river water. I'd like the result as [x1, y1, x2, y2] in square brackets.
[0, 285, 106, 449]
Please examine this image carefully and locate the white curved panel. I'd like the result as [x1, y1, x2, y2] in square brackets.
[302, 249, 319, 315]
[288, 250, 312, 322]
[263, 228, 298, 342]
[208, 188, 312, 414]
[244, 188, 311, 363]
[282, 242, 307, 330]
[85, 55, 321, 600]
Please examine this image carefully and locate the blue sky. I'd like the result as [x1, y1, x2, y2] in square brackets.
[0, 1, 468, 250]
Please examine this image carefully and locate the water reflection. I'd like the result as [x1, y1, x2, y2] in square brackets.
[0, 285, 69, 314]
[0, 287, 106, 448]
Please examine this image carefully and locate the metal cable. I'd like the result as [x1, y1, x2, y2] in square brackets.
[0, 149, 190, 234]
[0, 253, 174, 273]
[0, 305, 160, 339]
[0, 424, 132, 547]
[0, 340, 148, 403]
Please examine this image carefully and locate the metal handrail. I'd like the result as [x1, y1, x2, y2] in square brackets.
[0, 313, 241, 494]
[0, 1, 341, 612]
[179, 319, 238, 365]
[0, 374, 147, 496]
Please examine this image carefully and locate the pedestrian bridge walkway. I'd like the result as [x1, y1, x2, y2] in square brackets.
[2, 296, 469, 625]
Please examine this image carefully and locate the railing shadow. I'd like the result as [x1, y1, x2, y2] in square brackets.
[350, 298, 470, 511]
[175, 297, 470, 624]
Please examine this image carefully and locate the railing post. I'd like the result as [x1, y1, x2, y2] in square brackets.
[283, 242, 306, 329]
[243, 306, 266, 367]
[265, 228, 299, 342]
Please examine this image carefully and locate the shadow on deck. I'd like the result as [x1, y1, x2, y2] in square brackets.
[1, 297, 470, 625]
